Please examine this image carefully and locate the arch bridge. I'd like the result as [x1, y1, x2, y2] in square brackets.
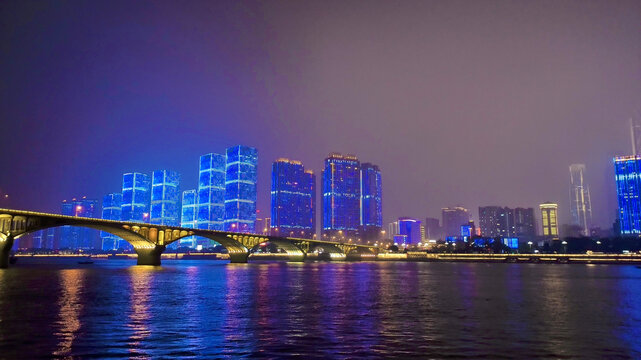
[0, 208, 379, 268]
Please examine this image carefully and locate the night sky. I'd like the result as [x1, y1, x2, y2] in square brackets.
[1, 0, 640, 229]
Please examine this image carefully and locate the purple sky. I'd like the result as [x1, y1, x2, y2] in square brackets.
[1, 0, 640, 229]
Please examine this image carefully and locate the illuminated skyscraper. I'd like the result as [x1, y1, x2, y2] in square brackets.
[540, 202, 559, 240]
[32, 228, 55, 249]
[101, 193, 123, 250]
[478, 206, 514, 237]
[197, 153, 226, 231]
[179, 189, 197, 248]
[322, 153, 361, 239]
[360, 163, 383, 240]
[614, 156, 641, 235]
[150, 170, 180, 226]
[121, 172, 151, 223]
[398, 217, 421, 245]
[271, 159, 316, 238]
[60, 197, 98, 249]
[569, 164, 592, 236]
[225, 145, 258, 232]
[441, 206, 469, 238]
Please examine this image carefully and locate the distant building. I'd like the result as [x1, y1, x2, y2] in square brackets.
[398, 217, 421, 245]
[225, 145, 258, 233]
[540, 202, 560, 240]
[569, 164, 592, 236]
[388, 221, 400, 240]
[614, 156, 641, 235]
[478, 206, 514, 237]
[60, 197, 98, 249]
[322, 153, 361, 240]
[179, 189, 197, 248]
[514, 207, 536, 238]
[360, 163, 383, 240]
[441, 206, 470, 238]
[197, 153, 226, 231]
[32, 228, 55, 249]
[271, 158, 316, 239]
[424, 217, 441, 240]
[150, 170, 180, 226]
[255, 217, 271, 235]
[121, 172, 151, 223]
[101, 193, 123, 251]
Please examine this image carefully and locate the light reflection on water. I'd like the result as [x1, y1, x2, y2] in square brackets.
[0, 260, 639, 358]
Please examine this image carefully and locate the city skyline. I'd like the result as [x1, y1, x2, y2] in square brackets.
[1, 0, 640, 230]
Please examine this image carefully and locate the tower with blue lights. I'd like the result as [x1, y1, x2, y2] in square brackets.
[101, 193, 123, 250]
[180, 189, 198, 248]
[271, 158, 316, 239]
[225, 145, 258, 233]
[121, 172, 151, 223]
[150, 170, 180, 226]
[322, 153, 361, 240]
[614, 155, 641, 235]
[60, 197, 98, 249]
[360, 163, 382, 240]
[197, 153, 226, 231]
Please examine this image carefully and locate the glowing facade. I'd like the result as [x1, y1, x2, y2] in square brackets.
[121, 172, 151, 223]
[614, 156, 641, 235]
[569, 164, 592, 236]
[179, 189, 197, 248]
[322, 153, 361, 239]
[224, 145, 258, 233]
[60, 197, 98, 249]
[101, 193, 123, 250]
[271, 159, 316, 238]
[540, 202, 559, 240]
[197, 153, 226, 231]
[360, 163, 383, 239]
[150, 170, 180, 226]
[398, 217, 421, 245]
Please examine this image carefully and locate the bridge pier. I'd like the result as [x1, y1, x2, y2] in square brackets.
[0, 235, 15, 269]
[229, 251, 250, 263]
[135, 245, 166, 266]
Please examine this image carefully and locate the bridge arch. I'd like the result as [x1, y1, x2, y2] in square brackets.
[171, 233, 250, 263]
[309, 243, 346, 260]
[249, 239, 306, 262]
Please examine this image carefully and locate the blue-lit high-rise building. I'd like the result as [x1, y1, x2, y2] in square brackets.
[360, 163, 383, 240]
[271, 159, 316, 239]
[32, 228, 55, 249]
[150, 170, 180, 226]
[197, 153, 226, 231]
[398, 217, 422, 245]
[101, 193, 123, 250]
[614, 155, 641, 235]
[59, 197, 98, 249]
[322, 153, 361, 240]
[121, 172, 151, 223]
[225, 145, 258, 233]
[180, 189, 198, 248]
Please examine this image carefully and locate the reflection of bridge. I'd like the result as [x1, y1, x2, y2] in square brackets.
[0, 208, 379, 268]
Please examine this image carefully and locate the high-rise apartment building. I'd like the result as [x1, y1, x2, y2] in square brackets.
[121, 172, 151, 223]
[32, 228, 55, 249]
[360, 163, 383, 240]
[540, 202, 560, 240]
[271, 159, 316, 238]
[478, 206, 514, 237]
[150, 170, 180, 226]
[569, 164, 592, 236]
[101, 193, 123, 250]
[225, 145, 258, 233]
[441, 206, 470, 238]
[614, 156, 641, 235]
[60, 197, 98, 249]
[197, 153, 226, 231]
[322, 153, 361, 239]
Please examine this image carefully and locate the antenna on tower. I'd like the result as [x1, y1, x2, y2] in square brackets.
[630, 110, 641, 156]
